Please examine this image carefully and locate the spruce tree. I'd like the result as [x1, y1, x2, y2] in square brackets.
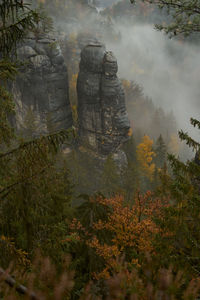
[154, 118, 200, 277]
[155, 134, 167, 169]
[100, 154, 122, 197]
[122, 136, 139, 202]
[0, 0, 74, 268]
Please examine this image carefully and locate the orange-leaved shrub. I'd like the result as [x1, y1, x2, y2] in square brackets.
[67, 192, 169, 280]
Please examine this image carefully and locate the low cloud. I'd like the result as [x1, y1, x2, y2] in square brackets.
[104, 22, 200, 145]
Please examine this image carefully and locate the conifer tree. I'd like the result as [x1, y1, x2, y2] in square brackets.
[0, 0, 73, 199]
[154, 118, 200, 276]
[0, 0, 74, 268]
[0, 0, 39, 145]
[123, 161, 139, 202]
[122, 136, 139, 202]
[0, 1, 39, 57]
[155, 134, 167, 169]
[122, 135, 137, 164]
[100, 154, 122, 196]
[130, 0, 200, 37]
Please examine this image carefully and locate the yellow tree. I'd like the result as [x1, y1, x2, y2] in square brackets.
[137, 135, 155, 181]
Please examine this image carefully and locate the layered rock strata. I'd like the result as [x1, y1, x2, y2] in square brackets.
[12, 34, 73, 134]
[77, 43, 130, 156]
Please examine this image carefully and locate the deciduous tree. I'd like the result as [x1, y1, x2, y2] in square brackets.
[137, 135, 155, 181]
[68, 192, 168, 280]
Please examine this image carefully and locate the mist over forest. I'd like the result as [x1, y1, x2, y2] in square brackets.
[110, 2, 199, 141]
[36, 0, 199, 159]
[1, 0, 200, 298]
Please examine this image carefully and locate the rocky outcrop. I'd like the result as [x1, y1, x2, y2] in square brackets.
[77, 43, 130, 156]
[12, 33, 73, 134]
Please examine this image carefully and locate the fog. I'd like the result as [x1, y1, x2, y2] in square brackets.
[95, 0, 120, 8]
[105, 22, 200, 138]
[49, 0, 200, 157]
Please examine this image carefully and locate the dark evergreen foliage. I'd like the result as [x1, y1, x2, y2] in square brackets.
[130, 0, 200, 37]
[0, 0, 39, 57]
[155, 134, 167, 168]
[1, 1, 200, 299]
[154, 118, 200, 276]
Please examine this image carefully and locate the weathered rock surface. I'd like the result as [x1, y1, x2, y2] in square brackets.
[12, 34, 73, 134]
[77, 43, 130, 156]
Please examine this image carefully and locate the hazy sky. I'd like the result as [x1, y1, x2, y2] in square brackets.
[103, 22, 200, 142]
[60, 0, 200, 149]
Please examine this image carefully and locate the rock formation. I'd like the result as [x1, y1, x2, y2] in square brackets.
[77, 43, 130, 156]
[12, 35, 130, 166]
[12, 33, 73, 134]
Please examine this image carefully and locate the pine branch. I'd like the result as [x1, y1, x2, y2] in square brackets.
[0, 59, 18, 80]
[130, 0, 200, 36]
[168, 153, 200, 178]
[0, 10, 39, 56]
[178, 130, 200, 151]
[0, 129, 75, 160]
[0, 166, 48, 199]
[0, 85, 15, 144]
[0, 1, 31, 25]
[168, 153, 188, 173]
[190, 118, 200, 130]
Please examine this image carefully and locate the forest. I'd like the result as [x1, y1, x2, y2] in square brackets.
[0, 0, 200, 299]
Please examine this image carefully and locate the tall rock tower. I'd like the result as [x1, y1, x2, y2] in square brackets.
[12, 34, 73, 134]
[77, 43, 130, 157]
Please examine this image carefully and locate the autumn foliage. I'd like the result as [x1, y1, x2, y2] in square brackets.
[137, 135, 155, 181]
[68, 192, 169, 280]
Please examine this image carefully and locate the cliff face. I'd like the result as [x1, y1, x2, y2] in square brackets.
[77, 43, 130, 156]
[12, 36, 130, 164]
[12, 34, 73, 134]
